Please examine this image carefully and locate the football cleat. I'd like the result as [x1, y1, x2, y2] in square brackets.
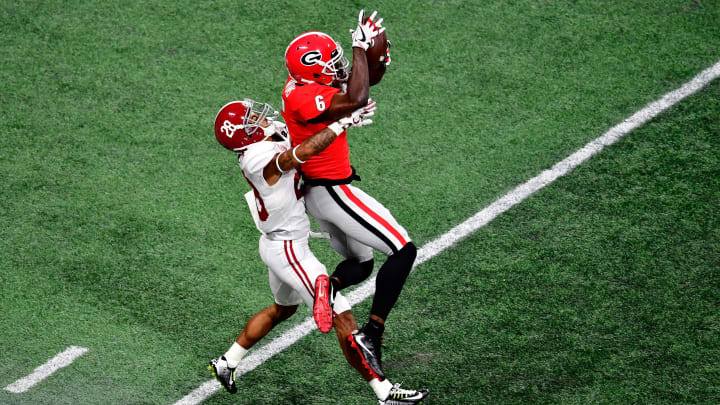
[348, 327, 385, 380]
[313, 275, 334, 333]
[379, 383, 430, 404]
[208, 356, 237, 394]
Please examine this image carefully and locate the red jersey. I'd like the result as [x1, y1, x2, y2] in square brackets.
[281, 77, 352, 180]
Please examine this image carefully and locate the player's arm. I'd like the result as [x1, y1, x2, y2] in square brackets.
[311, 10, 385, 123]
[311, 47, 369, 123]
[265, 125, 338, 185]
[263, 104, 376, 185]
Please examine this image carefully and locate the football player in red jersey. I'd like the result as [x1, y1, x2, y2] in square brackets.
[208, 99, 427, 404]
[282, 10, 429, 404]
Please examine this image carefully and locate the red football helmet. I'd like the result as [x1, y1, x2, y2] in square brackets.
[285, 31, 349, 85]
[214, 99, 280, 152]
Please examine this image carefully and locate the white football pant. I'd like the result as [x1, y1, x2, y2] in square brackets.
[259, 235, 351, 314]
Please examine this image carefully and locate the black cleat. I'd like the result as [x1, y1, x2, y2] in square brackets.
[348, 327, 385, 380]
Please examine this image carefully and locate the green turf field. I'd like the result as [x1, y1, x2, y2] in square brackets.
[1, 1, 719, 404]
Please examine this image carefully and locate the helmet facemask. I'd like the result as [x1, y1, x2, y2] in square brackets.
[318, 43, 349, 84]
[242, 99, 279, 136]
[240, 98, 290, 148]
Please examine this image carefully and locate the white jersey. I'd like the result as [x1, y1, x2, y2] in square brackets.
[239, 141, 310, 240]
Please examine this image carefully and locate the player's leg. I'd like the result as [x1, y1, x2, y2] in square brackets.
[313, 217, 375, 291]
[291, 260, 429, 404]
[210, 236, 305, 393]
[236, 303, 298, 349]
[333, 310, 388, 398]
[305, 184, 409, 257]
[332, 257, 374, 289]
[353, 242, 417, 386]
[334, 309, 429, 404]
[209, 302, 298, 394]
[332, 310, 370, 379]
[366, 239, 417, 324]
[305, 184, 417, 379]
[306, 184, 416, 321]
[260, 236, 339, 333]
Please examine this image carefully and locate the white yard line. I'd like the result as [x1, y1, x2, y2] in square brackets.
[173, 60, 720, 405]
[4, 346, 89, 393]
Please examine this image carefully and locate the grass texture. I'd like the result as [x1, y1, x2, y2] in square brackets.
[1, 0, 719, 403]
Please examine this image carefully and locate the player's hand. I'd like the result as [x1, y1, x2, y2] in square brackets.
[358, 98, 376, 120]
[338, 98, 376, 129]
[350, 9, 385, 51]
[379, 40, 392, 67]
[262, 120, 289, 141]
[272, 121, 289, 138]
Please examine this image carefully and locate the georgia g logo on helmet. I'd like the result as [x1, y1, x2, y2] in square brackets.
[300, 50, 322, 66]
[285, 32, 349, 85]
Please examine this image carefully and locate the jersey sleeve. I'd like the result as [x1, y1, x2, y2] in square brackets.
[293, 84, 342, 122]
[239, 142, 280, 179]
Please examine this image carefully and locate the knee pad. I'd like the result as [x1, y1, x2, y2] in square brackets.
[400, 241, 417, 259]
[396, 242, 417, 276]
[332, 258, 375, 289]
[360, 259, 374, 279]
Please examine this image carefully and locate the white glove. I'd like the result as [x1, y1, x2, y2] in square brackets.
[350, 9, 385, 51]
[343, 98, 376, 128]
[379, 40, 392, 67]
[261, 120, 286, 136]
[328, 99, 377, 135]
[357, 98, 376, 121]
[261, 120, 290, 147]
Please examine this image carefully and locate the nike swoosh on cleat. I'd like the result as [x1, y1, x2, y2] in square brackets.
[355, 337, 373, 356]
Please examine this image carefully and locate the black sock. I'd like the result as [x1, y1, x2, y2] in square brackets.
[370, 242, 417, 321]
[330, 258, 374, 290]
[362, 318, 385, 338]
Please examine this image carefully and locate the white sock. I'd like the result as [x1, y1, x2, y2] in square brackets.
[223, 342, 248, 368]
[369, 378, 393, 400]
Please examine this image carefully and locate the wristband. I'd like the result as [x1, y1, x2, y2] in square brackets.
[275, 154, 287, 174]
[328, 122, 344, 135]
[292, 145, 306, 164]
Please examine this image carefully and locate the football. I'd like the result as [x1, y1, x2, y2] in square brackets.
[366, 31, 388, 86]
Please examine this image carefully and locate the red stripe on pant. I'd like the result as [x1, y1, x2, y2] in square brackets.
[288, 240, 314, 294]
[338, 185, 408, 247]
[284, 240, 314, 297]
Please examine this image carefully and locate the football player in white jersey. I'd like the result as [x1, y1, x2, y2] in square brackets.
[208, 98, 426, 404]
